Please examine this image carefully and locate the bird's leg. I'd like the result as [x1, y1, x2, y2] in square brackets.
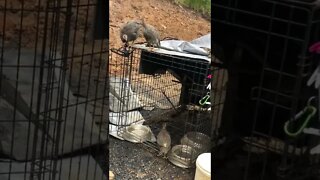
[121, 45, 126, 52]
[149, 44, 155, 52]
[157, 148, 163, 157]
[131, 40, 135, 47]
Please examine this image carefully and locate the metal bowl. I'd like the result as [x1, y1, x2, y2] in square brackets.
[180, 132, 211, 154]
[122, 124, 152, 143]
[168, 145, 197, 168]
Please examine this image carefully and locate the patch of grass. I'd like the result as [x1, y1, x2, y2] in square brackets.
[176, 0, 211, 17]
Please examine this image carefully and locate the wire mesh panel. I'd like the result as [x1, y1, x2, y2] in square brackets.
[109, 45, 226, 170]
[212, 0, 320, 179]
[109, 48, 182, 129]
[0, 0, 107, 179]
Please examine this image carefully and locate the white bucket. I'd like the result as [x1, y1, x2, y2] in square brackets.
[194, 153, 211, 180]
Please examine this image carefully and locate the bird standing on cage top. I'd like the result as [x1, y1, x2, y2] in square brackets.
[141, 19, 161, 48]
[120, 20, 143, 47]
[156, 122, 171, 158]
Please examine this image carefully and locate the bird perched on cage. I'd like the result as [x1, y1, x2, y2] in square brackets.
[156, 123, 171, 158]
[120, 20, 143, 47]
[141, 19, 161, 48]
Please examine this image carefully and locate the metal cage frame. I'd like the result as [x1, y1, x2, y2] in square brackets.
[212, 0, 320, 179]
[108, 45, 224, 173]
[0, 0, 108, 179]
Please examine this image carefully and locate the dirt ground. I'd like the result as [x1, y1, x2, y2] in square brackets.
[0, 0, 102, 59]
[109, 0, 211, 48]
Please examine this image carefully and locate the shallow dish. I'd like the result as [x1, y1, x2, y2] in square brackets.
[180, 131, 211, 154]
[168, 145, 197, 168]
[122, 124, 151, 143]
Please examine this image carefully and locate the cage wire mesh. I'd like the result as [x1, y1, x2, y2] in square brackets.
[0, 0, 107, 179]
[212, 0, 320, 179]
[108, 45, 226, 169]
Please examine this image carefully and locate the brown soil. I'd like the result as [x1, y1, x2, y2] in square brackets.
[1, 0, 210, 49]
[0, 0, 99, 53]
[109, 0, 211, 48]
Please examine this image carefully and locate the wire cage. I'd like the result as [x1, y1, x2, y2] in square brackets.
[0, 0, 107, 179]
[108, 45, 226, 169]
[212, 0, 320, 179]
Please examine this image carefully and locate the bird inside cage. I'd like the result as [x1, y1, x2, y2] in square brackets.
[157, 122, 171, 158]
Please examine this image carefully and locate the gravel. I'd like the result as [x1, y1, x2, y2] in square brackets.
[109, 136, 195, 180]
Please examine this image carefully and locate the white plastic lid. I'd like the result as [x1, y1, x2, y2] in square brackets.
[196, 153, 211, 174]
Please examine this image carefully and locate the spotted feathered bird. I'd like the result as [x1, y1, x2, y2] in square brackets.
[156, 123, 171, 158]
[120, 20, 143, 46]
[141, 19, 160, 48]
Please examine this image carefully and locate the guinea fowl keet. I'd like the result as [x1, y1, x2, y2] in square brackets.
[142, 19, 161, 48]
[120, 20, 143, 46]
[156, 123, 171, 158]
